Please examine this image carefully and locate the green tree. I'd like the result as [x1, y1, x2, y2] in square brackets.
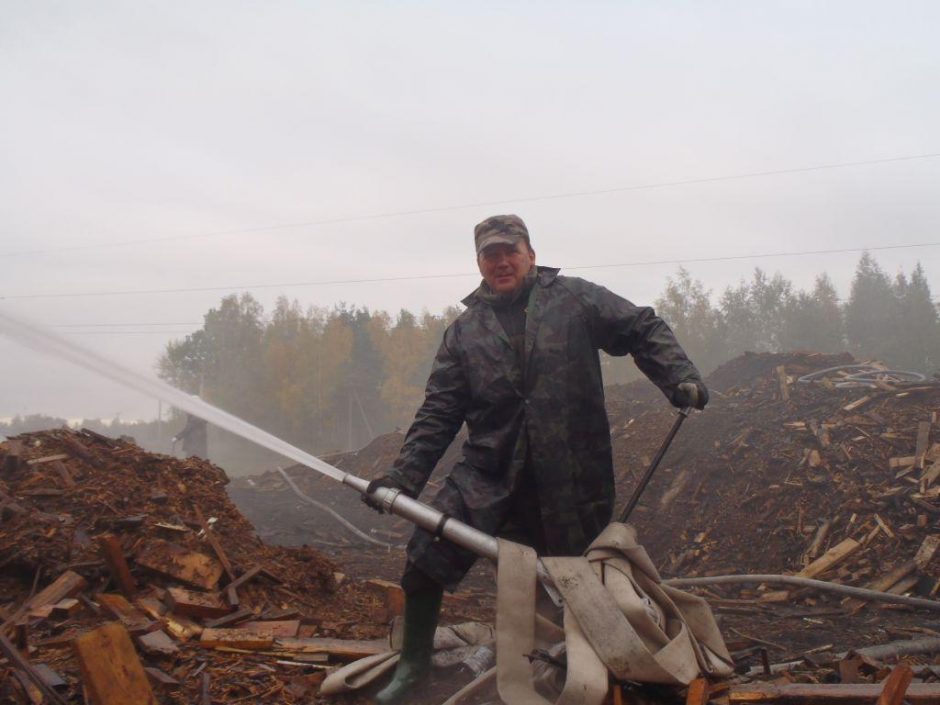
[892, 263, 940, 371]
[844, 253, 898, 363]
[654, 268, 725, 374]
[780, 274, 844, 353]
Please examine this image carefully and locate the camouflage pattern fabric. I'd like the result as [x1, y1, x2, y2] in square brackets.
[389, 266, 703, 589]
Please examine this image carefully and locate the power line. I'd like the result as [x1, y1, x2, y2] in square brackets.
[2, 240, 939, 301]
[2, 151, 938, 259]
[50, 322, 201, 328]
[60, 330, 197, 335]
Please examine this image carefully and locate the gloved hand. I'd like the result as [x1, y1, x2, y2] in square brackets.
[361, 475, 411, 513]
[671, 380, 709, 410]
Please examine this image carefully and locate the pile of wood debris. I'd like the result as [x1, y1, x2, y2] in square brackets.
[227, 350, 940, 704]
[5, 349, 940, 704]
[609, 351, 940, 601]
[0, 428, 447, 704]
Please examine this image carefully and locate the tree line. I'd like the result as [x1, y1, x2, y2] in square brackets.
[650, 253, 939, 379]
[156, 254, 940, 454]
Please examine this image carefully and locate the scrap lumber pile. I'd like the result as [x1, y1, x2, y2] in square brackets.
[0, 428, 405, 704]
[607, 351, 940, 615]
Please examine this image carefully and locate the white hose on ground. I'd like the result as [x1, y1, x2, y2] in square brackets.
[275, 467, 402, 549]
[665, 574, 940, 611]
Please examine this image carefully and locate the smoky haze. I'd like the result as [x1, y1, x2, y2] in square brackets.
[2, 2, 939, 424]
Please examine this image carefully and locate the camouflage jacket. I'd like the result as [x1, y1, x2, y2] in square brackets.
[390, 266, 702, 557]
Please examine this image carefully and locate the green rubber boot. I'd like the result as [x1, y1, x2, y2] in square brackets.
[376, 586, 443, 704]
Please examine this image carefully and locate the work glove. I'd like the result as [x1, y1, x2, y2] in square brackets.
[671, 380, 709, 410]
[361, 475, 411, 514]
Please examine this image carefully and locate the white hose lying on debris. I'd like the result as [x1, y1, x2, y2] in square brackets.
[797, 364, 927, 387]
[666, 574, 940, 611]
[275, 467, 402, 549]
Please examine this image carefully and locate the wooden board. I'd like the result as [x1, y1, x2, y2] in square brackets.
[876, 666, 914, 705]
[915, 535, 940, 570]
[730, 682, 940, 704]
[796, 538, 860, 579]
[843, 561, 916, 613]
[135, 539, 223, 590]
[686, 678, 710, 705]
[26, 453, 70, 466]
[28, 570, 88, 611]
[96, 593, 153, 635]
[199, 627, 275, 650]
[272, 637, 389, 659]
[915, 422, 931, 471]
[73, 622, 157, 705]
[97, 534, 136, 596]
[136, 630, 179, 657]
[238, 620, 300, 638]
[166, 587, 230, 619]
[163, 612, 203, 641]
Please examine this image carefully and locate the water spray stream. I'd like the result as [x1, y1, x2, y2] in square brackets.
[0, 308, 344, 481]
[0, 307, 560, 599]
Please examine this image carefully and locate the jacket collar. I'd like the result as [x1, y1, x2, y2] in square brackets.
[461, 266, 560, 307]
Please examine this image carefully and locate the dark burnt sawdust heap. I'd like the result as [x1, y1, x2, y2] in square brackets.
[607, 351, 940, 590]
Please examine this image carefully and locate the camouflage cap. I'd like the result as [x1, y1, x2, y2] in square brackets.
[474, 214, 530, 255]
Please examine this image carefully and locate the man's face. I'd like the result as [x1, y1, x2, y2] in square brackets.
[477, 241, 536, 294]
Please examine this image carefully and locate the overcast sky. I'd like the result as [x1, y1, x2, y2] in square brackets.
[2, 1, 939, 421]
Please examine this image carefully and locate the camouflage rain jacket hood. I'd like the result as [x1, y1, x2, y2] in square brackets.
[390, 266, 702, 588]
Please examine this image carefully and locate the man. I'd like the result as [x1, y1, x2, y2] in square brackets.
[173, 414, 208, 459]
[364, 215, 707, 703]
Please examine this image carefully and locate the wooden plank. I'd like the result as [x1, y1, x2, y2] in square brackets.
[686, 678, 710, 705]
[166, 587, 230, 619]
[2, 440, 26, 473]
[889, 456, 917, 469]
[796, 538, 861, 579]
[876, 665, 913, 705]
[843, 560, 917, 613]
[163, 612, 203, 641]
[52, 461, 76, 488]
[238, 620, 300, 638]
[73, 622, 158, 705]
[364, 578, 405, 622]
[923, 462, 940, 489]
[135, 539, 223, 590]
[204, 607, 254, 629]
[143, 666, 179, 688]
[28, 570, 88, 611]
[95, 593, 153, 635]
[804, 520, 832, 562]
[915, 535, 940, 570]
[194, 506, 235, 580]
[51, 598, 81, 619]
[730, 682, 940, 704]
[13, 669, 44, 705]
[874, 514, 896, 539]
[27, 453, 70, 466]
[97, 534, 136, 596]
[226, 565, 262, 592]
[915, 422, 932, 471]
[136, 630, 179, 657]
[134, 596, 166, 621]
[272, 637, 388, 659]
[842, 396, 871, 413]
[199, 627, 275, 650]
[776, 366, 790, 402]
